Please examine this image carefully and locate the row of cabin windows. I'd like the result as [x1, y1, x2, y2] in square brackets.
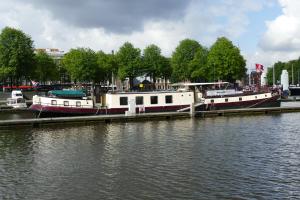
[120, 95, 173, 106]
[51, 100, 82, 107]
[210, 96, 259, 103]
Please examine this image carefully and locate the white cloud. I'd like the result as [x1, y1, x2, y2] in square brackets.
[0, 0, 273, 62]
[254, 0, 300, 67]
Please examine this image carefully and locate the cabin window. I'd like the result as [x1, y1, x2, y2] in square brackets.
[64, 101, 69, 106]
[165, 95, 173, 104]
[265, 94, 267, 97]
[136, 96, 144, 105]
[150, 96, 158, 104]
[120, 97, 128, 105]
[51, 100, 57, 105]
[255, 96, 257, 99]
[17, 99, 25, 103]
[225, 98, 228, 102]
[211, 99, 214, 103]
[76, 101, 81, 107]
[239, 97, 242, 101]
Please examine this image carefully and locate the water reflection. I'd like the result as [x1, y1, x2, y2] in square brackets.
[0, 115, 300, 199]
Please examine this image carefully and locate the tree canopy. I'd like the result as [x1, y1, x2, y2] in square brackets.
[207, 37, 246, 82]
[33, 51, 59, 83]
[116, 42, 142, 89]
[142, 44, 172, 87]
[266, 58, 300, 85]
[96, 51, 118, 84]
[171, 39, 203, 82]
[188, 47, 209, 82]
[61, 48, 100, 83]
[0, 26, 255, 87]
[0, 27, 35, 83]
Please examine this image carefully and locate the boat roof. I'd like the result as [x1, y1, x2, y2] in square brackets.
[107, 90, 189, 95]
[48, 90, 86, 98]
[171, 82, 230, 87]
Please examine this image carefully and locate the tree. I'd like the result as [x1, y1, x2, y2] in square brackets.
[158, 56, 172, 88]
[33, 51, 59, 83]
[171, 39, 203, 82]
[207, 37, 246, 82]
[142, 44, 167, 88]
[62, 48, 100, 82]
[116, 42, 141, 90]
[188, 47, 209, 82]
[96, 51, 118, 84]
[0, 27, 35, 85]
[267, 58, 300, 85]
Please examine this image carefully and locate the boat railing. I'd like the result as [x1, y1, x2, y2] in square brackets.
[34, 102, 93, 109]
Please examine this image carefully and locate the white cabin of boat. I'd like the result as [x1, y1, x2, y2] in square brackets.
[7, 90, 27, 108]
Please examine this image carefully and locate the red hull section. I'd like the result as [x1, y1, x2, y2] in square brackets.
[196, 94, 280, 111]
[29, 104, 191, 117]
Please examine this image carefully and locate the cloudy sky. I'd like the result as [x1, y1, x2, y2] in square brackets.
[0, 0, 299, 71]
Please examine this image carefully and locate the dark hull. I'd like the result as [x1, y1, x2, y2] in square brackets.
[29, 104, 190, 118]
[196, 95, 280, 111]
[289, 87, 300, 96]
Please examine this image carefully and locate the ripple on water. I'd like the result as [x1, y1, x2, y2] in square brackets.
[0, 114, 300, 199]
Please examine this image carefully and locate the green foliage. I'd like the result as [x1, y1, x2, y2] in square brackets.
[143, 44, 162, 77]
[33, 51, 59, 83]
[96, 51, 118, 83]
[158, 56, 172, 80]
[116, 42, 141, 89]
[142, 44, 172, 83]
[267, 58, 300, 85]
[61, 48, 100, 82]
[188, 48, 209, 82]
[0, 27, 35, 81]
[171, 39, 203, 82]
[207, 37, 246, 82]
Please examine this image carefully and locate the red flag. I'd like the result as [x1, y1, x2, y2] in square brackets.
[255, 64, 264, 73]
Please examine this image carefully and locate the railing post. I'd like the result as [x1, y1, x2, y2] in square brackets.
[190, 103, 195, 117]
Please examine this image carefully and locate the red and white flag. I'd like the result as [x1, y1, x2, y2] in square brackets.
[31, 80, 39, 87]
[255, 63, 264, 73]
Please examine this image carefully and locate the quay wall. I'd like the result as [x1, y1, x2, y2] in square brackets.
[1, 107, 300, 128]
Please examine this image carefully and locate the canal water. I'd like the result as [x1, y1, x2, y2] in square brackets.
[0, 113, 300, 199]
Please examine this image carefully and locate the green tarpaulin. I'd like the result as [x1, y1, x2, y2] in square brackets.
[48, 90, 86, 98]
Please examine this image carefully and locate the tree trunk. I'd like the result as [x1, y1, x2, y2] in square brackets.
[129, 76, 134, 91]
[152, 75, 156, 90]
[164, 77, 167, 90]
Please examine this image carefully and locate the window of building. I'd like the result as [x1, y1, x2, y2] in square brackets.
[211, 99, 214, 103]
[165, 95, 173, 104]
[64, 101, 69, 106]
[76, 101, 81, 107]
[51, 100, 57, 105]
[150, 96, 158, 104]
[239, 97, 242, 101]
[225, 98, 228, 102]
[136, 96, 144, 105]
[120, 97, 128, 105]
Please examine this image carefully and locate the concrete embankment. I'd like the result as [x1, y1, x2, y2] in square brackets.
[1, 107, 300, 128]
